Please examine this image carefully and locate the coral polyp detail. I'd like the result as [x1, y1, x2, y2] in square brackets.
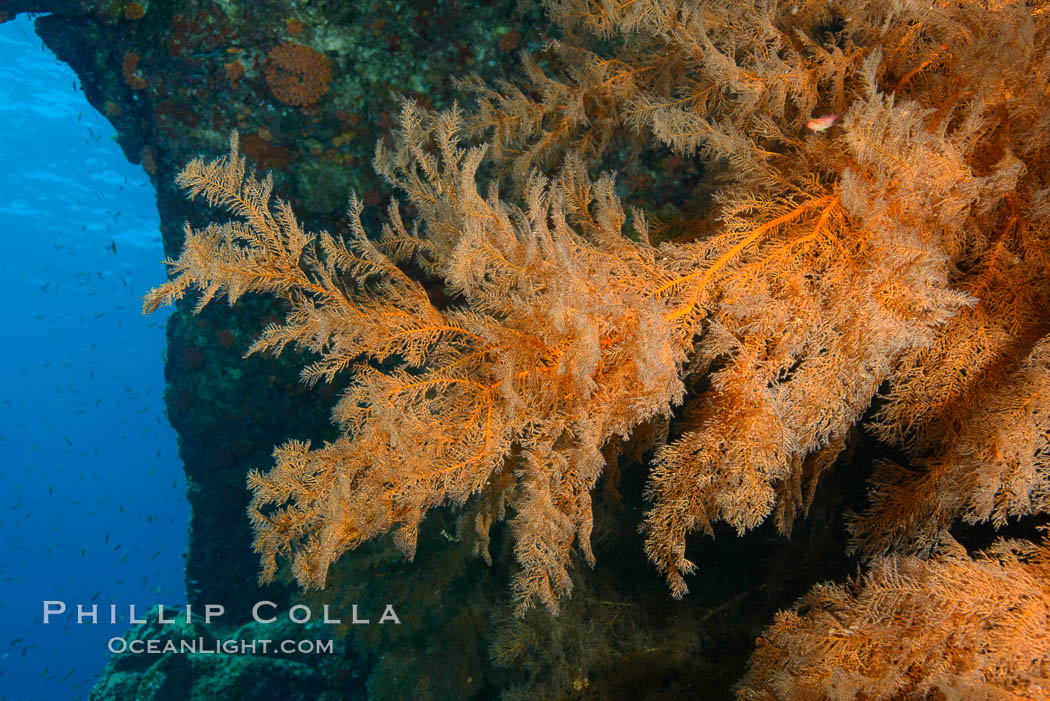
[263, 41, 332, 107]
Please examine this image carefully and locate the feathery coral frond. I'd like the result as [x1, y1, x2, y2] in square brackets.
[146, 0, 1050, 632]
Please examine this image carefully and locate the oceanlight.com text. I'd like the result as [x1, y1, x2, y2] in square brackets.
[107, 637, 336, 655]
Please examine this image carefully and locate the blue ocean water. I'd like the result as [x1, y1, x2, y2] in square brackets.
[0, 14, 188, 701]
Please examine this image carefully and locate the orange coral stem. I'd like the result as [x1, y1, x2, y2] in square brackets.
[659, 195, 836, 323]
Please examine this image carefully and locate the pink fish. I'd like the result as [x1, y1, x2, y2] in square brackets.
[806, 113, 838, 132]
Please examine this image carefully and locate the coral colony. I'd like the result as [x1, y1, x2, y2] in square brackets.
[141, 0, 1049, 697]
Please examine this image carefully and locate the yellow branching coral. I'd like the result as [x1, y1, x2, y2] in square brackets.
[737, 539, 1050, 700]
[146, 0, 1050, 650]
[146, 115, 688, 615]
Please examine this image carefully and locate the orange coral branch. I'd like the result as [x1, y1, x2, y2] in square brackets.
[660, 195, 836, 322]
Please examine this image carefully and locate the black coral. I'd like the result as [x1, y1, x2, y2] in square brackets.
[146, 0, 1050, 631]
[737, 539, 1050, 700]
[147, 111, 687, 614]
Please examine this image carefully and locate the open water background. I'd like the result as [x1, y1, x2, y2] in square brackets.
[0, 13, 188, 701]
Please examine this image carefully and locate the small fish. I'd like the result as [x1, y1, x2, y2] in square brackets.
[806, 113, 838, 132]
